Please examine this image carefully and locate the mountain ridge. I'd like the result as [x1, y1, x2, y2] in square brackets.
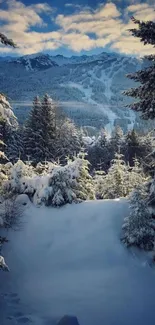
[0, 51, 149, 133]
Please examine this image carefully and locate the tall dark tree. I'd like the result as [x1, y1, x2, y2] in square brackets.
[23, 96, 47, 162]
[109, 125, 124, 158]
[87, 128, 110, 172]
[125, 129, 141, 166]
[124, 17, 155, 119]
[0, 116, 8, 164]
[23, 95, 57, 163]
[40, 94, 57, 160]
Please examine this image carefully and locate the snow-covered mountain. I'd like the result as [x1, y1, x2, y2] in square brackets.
[11, 53, 58, 71]
[0, 51, 150, 133]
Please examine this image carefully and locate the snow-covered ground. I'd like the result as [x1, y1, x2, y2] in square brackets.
[1, 199, 155, 325]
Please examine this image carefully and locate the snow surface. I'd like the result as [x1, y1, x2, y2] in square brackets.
[1, 199, 155, 325]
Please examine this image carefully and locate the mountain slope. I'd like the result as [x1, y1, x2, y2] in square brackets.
[12, 53, 58, 71]
[0, 51, 148, 132]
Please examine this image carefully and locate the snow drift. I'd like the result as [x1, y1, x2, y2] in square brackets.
[1, 199, 155, 325]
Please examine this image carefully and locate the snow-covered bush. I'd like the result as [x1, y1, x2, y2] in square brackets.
[94, 153, 129, 199]
[93, 170, 105, 199]
[0, 196, 24, 230]
[4, 160, 35, 195]
[122, 186, 155, 250]
[3, 156, 95, 207]
[34, 156, 95, 206]
[94, 154, 147, 200]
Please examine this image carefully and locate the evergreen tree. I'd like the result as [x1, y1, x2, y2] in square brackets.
[109, 125, 124, 158]
[87, 128, 110, 172]
[128, 158, 148, 193]
[0, 94, 19, 162]
[122, 185, 154, 250]
[40, 94, 57, 160]
[0, 116, 8, 164]
[55, 118, 82, 164]
[124, 17, 155, 119]
[6, 127, 24, 163]
[23, 96, 44, 162]
[23, 94, 58, 163]
[75, 153, 95, 201]
[125, 129, 141, 166]
[97, 153, 129, 199]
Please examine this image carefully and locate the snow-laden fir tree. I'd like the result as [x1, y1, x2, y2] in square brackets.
[3, 155, 95, 206]
[96, 153, 129, 199]
[40, 93, 56, 160]
[55, 118, 82, 163]
[109, 125, 124, 158]
[23, 96, 44, 162]
[128, 158, 148, 193]
[87, 128, 110, 172]
[74, 152, 95, 201]
[94, 155, 147, 200]
[122, 185, 154, 250]
[124, 17, 155, 119]
[0, 94, 19, 162]
[0, 116, 8, 164]
[23, 94, 58, 163]
[125, 129, 141, 166]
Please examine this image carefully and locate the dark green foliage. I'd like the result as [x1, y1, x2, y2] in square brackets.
[124, 17, 155, 119]
[0, 32, 17, 48]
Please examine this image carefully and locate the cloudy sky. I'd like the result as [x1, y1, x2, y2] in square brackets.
[0, 0, 155, 57]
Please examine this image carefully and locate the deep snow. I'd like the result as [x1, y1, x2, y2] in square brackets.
[1, 199, 155, 325]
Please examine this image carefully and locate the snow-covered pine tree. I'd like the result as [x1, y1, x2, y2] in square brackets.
[0, 116, 8, 164]
[109, 125, 124, 159]
[6, 127, 24, 163]
[124, 17, 155, 119]
[74, 153, 95, 201]
[98, 153, 129, 199]
[40, 94, 57, 161]
[23, 96, 45, 162]
[94, 170, 106, 199]
[87, 128, 110, 172]
[0, 94, 19, 162]
[128, 158, 148, 193]
[125, 129, 141, 166]
[122, 185, 154, 250]
[55, 118, 82, 164]
[0, 32, 17, 271]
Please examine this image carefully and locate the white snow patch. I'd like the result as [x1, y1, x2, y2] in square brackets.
[1, 200, 155, 325]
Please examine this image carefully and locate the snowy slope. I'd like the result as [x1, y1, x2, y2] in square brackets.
[1, 199, 155, 325]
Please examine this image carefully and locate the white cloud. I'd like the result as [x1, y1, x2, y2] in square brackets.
[0, 0, 155, 56]
[127, 3, 155, 20]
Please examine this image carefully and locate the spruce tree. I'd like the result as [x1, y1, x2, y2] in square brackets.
[40, 94, 57, 160]
[122, 185, 154, 250]
[110, 125, 124, 159]
[125, 129, 141, 166]
[23, 96, 44, 162]
[124, 17, 155, 119]
[55, 118, 82, 163]
[98, 153, 129, 199]
[128, 158, 147, 193]
[87, 128, 110, 172]
[0, 94, 19, 162]
[0, 116, 8, 164]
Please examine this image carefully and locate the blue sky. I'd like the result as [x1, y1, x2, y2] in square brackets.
[0, 0, 155, 57]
